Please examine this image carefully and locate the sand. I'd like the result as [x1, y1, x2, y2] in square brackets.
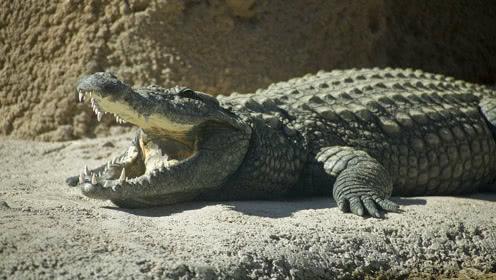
[0, 134, 495, 279]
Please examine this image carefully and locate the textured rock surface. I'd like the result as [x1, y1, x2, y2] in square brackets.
[1, 1, 496, 141]
[1, 135, 495, 279]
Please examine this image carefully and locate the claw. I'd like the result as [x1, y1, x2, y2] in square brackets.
[84, 165, 90, 176]
[119, 168, 126, 183]
[79, 173, 85, 184]
[362, 197, 381, 218]
[91, 173, 97, 185]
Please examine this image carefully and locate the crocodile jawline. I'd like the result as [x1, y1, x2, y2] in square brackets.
[77, 89, 196, 182]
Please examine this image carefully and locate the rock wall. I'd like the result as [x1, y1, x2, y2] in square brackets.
[1, 0, 495, 141]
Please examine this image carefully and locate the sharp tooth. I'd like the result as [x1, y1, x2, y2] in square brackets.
[119, 168, 126, 183]
[84, 165, 89, 175]
[91, 98, 95, 106]
[79, 172, 85, 184]
[91, 173, 97, 184]
[97, 112, 103, 122]
[107, 162, 111, 169]
[103, 181, 109, 188]
[78, 91, 84, 102]
[115, 116, 125, 124]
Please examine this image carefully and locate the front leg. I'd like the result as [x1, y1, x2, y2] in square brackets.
[317, 146, 399, 218]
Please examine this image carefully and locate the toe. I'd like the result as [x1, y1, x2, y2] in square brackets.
[337, 199, 349, 213]
[375, 197, 400, 212]
[349, 197, 364, 216]
[362, 196, 381, 218]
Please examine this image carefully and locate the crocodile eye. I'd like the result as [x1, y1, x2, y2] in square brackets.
[178, 88, 219, 105]
[178, 89, 201, 101]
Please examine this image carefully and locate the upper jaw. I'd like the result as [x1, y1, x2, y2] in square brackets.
[76, 71, 137, 124]
[76, 86, 245, 141]
[76, 73, 251, 135]
[77, 89, 127, 124]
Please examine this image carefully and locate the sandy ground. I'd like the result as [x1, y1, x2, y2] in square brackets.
[1, 134, 495, 279]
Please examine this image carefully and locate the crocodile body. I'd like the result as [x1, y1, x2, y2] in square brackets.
[67, 68, 496, 217]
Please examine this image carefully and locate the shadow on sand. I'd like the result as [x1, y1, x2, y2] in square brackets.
[464, 192, 496, 202]
[105, 196, 429, 219]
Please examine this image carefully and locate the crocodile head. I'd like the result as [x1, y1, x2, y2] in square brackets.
[74, 72, 251, 207]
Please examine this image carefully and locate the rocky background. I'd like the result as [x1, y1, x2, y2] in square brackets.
[1, 0, 496, 141]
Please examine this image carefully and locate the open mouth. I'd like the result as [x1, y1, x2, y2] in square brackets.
[70, 75, 251, 206]
[76, 89, 197, 185]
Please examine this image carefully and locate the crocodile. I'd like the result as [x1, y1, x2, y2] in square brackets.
[66, 68, 496, 217]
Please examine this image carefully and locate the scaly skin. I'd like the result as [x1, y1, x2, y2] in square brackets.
[66, 68, 496, 218]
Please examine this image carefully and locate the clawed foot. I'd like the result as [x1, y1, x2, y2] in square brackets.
[337, 193, 400, 218]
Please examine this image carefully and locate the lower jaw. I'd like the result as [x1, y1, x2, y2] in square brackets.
[110, 191, 199, 208]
